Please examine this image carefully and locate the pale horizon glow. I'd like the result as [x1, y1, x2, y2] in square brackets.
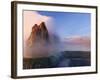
[62, 36, 90, 51]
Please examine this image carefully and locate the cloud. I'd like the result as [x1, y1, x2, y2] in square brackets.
[63, 36, 91, 51]
[65, 36, 90, 47]
[23, 11, 53, 41]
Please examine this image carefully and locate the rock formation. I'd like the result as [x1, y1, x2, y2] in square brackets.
[27, 22, 49, 47]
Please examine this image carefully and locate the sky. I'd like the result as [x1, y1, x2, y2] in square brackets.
[23, 10, 91, 51]
[38, 11, 91, 40]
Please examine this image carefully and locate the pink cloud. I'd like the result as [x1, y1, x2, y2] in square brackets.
[65, 36, 90, 48]
[23, 11, 53, 41]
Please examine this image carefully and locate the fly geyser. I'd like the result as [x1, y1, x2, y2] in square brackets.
[27, 22, 49, 46]
[24, 22, 52, 59]
[23, 22, 60, 69]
